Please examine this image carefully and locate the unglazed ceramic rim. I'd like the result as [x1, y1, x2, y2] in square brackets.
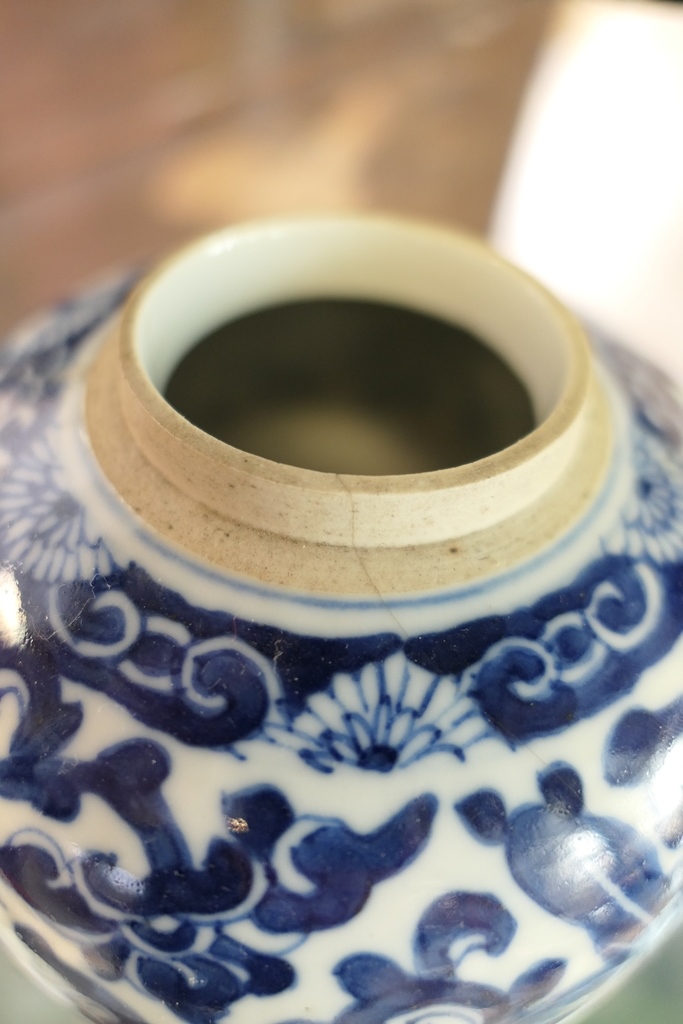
[111, 214, 595, 549]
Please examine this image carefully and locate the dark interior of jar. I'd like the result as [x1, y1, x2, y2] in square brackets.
[164, 298, 535, 475]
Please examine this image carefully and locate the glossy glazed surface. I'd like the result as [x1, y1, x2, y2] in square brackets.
[0, 280, 683, 1024]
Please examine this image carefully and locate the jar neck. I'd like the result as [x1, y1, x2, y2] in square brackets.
[86, 216, 611, 594]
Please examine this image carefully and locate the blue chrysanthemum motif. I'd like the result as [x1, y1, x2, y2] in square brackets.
[3, 284, 683, 1024]
[611, 434, 683, 565]
[263, 652, 490, 773]
[0, 433, 112, 582]
[0, 273, 136, 410]
[599, 337, 683, 447]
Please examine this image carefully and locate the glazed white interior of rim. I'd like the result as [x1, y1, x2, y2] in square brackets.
[122, 216, 592, 548]
[136, 218, 574, 418]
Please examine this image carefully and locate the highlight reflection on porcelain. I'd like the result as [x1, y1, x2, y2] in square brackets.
[0, 277, 683, 1024]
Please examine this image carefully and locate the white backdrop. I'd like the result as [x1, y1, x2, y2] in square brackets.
[492, 0, 683, 385]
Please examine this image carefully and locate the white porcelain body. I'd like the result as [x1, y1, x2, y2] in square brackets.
[0, 219, 682, 1024]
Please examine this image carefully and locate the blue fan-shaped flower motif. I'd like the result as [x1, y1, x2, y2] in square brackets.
[262, 652, 490, 773]
[0, 432, 113, 582]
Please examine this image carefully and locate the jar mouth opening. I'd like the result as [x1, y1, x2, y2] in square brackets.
[117, 214, 592, 547]
[161, 296, 536, 477]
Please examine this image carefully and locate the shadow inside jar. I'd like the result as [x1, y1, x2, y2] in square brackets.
[165, 299, 534, 475]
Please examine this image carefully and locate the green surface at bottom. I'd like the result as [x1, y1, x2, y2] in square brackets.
[1, 926, 683, 1024]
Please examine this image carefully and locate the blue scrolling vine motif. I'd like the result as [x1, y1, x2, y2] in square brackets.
[406, 555, 683, 746]
[324, 893, 566, 1024]
[1, 283, 683, 1022]
[0, 298, 682, 771]
[605, 696, 683, 849]
[5, 548, 683, 769]
[456, 763, 669, 957]
[0, 726, 436, 1023]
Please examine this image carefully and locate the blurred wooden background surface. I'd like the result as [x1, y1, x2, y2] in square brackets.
[0, 0, 552, 336]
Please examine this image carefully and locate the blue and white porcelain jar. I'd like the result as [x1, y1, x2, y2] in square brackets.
[0, 216, 682, 1024]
